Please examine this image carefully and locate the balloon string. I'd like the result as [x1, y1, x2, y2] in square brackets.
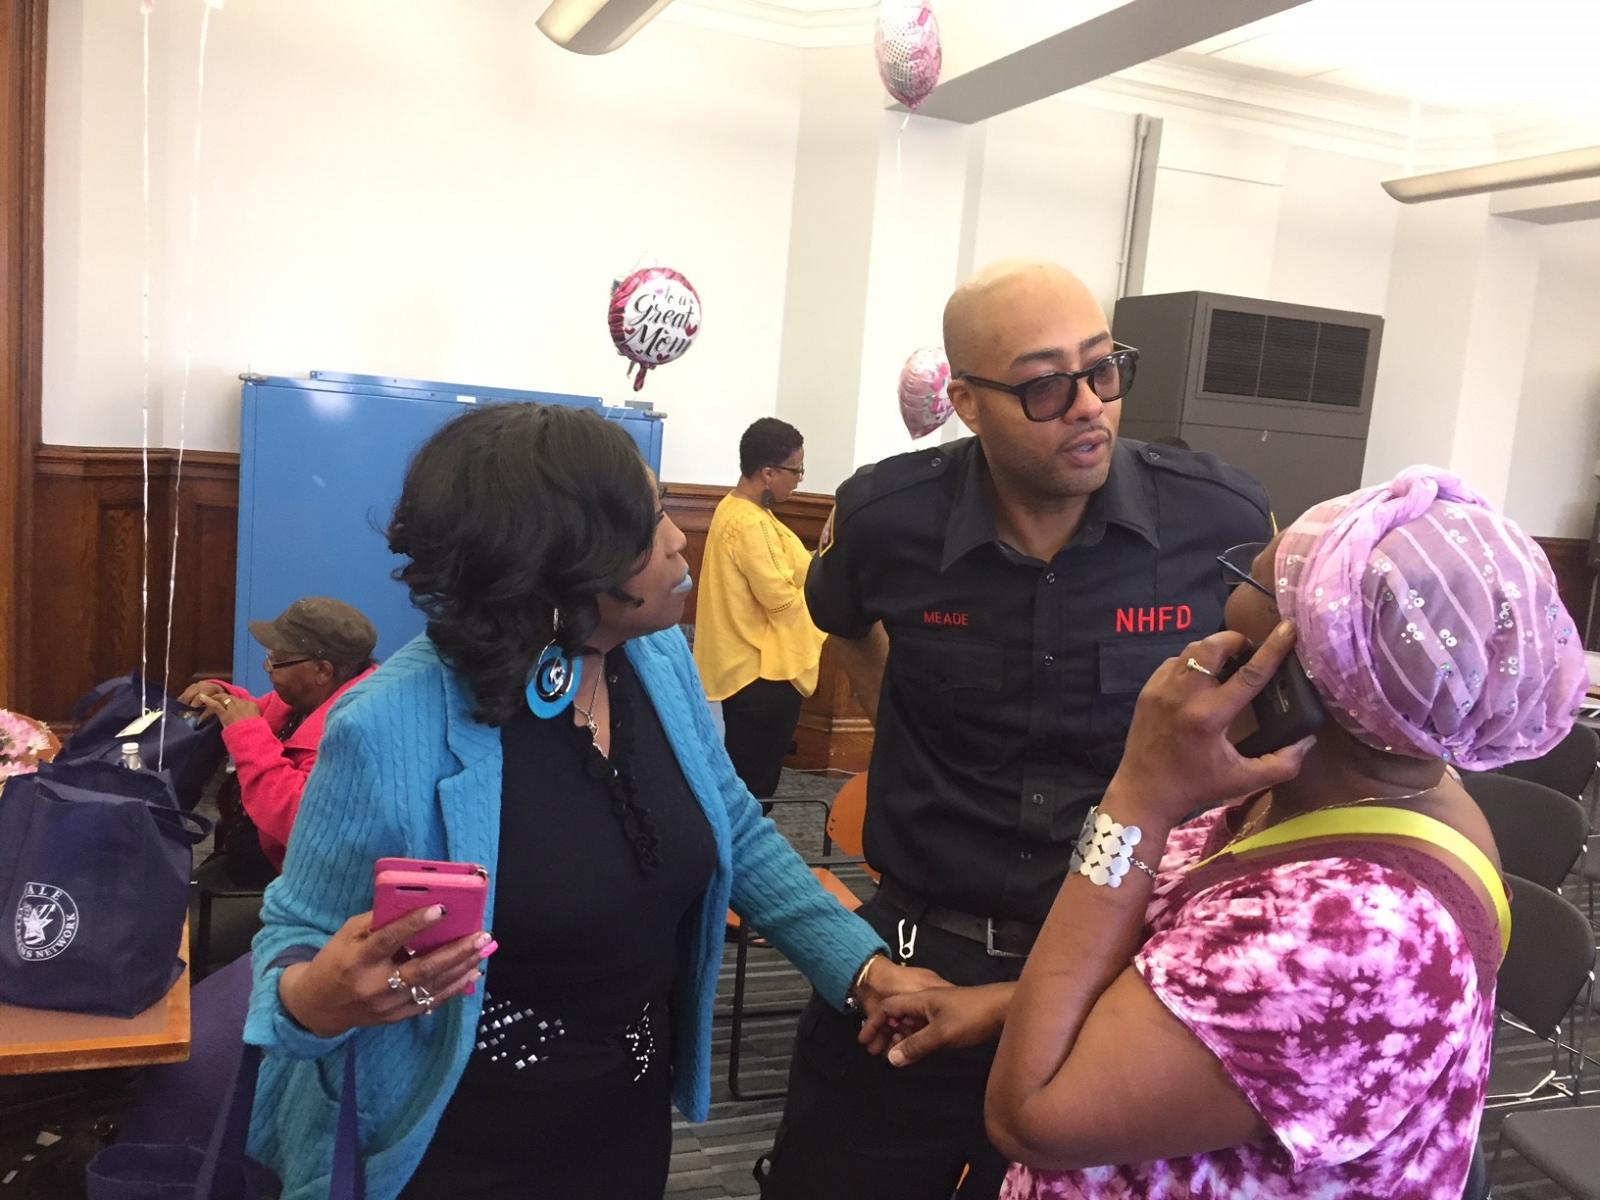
[139, 2, 152, 716]
[159, 0, 218, 771]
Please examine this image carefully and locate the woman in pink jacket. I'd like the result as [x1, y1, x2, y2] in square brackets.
[181, 596, 378, 869]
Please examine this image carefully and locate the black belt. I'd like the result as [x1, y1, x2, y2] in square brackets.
[876, 877, 1042, 959]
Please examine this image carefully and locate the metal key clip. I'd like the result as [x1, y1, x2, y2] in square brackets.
[896, 918, 918, 962]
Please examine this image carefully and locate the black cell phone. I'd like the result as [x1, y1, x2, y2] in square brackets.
[1218, 650, 1326, 757]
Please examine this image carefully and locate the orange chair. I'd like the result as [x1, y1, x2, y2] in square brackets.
[823, 771, 878, 883]
[726, 771, 876, 1100]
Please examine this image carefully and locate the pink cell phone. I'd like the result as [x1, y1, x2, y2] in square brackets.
[375, 856, 483, 878]
[372, 859, 489, 957]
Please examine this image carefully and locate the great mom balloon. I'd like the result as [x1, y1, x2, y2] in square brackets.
[608, 266, 702, 391]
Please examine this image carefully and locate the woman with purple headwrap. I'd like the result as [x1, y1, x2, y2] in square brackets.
[861, 467, 1586, 1200]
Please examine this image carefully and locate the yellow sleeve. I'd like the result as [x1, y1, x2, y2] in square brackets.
[730, 515, 809, 618]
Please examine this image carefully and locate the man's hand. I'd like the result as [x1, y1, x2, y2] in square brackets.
[178, 680, 229, 722]
[196, 691, 261, 729]
[861, 982, 1014, 1067]
[851, 956, 947, 1054]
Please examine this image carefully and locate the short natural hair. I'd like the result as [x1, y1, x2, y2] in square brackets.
[387, 403, 657, 725]
[739, 418, 803, 479]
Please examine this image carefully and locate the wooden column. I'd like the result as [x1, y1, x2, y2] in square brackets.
[0, 0, 47, 711]
[791, 635, 873, 773]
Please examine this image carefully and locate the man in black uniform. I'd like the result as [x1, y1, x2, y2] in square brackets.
[756, 261, 1271, 1198]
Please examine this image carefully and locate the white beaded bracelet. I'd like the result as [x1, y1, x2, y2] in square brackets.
[1069, 806, 1158, 888]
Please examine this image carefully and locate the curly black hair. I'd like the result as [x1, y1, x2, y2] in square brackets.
[738, 417, 803, 478]
[387, 403, 658, 726]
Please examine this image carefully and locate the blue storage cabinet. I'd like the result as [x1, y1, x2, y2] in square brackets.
[232, 372, 665, 695]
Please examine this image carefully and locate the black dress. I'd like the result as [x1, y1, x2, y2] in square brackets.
[399, 652, 717, 1199]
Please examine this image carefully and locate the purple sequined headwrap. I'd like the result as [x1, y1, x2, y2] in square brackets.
[1275, 466, 1587, 771]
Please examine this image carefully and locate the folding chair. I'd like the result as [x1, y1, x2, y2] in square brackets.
[1486, 874, 1595, 1109]
[1462, 773, 1588, 893]
[1488, 723, 1599, 805]
[192, 855, 267, 981]
[1495, 1105, 1600, 1199]
[726, 772, 875, 1101]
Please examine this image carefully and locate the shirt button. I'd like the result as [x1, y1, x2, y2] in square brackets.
[1031, 793, 1044, 806]
[1019, 849, 1033, 861]
[1044, 572, 1056, 584]
[1042, 653, 1055, 666]
[930, 454, 943, 469]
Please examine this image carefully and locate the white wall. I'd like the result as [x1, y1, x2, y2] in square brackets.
[1142, 121, 1400, 314]
[1504, 219, 1600, 537]
[964, 97, 1136, 318]
[43, 0, 804, 484]
[773, 47, 881, 496]
[1362, 195, 1493, 486]
[42, 3, 1600, 519]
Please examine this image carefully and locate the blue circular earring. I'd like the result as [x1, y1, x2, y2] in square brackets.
[526, 614, 582, 719]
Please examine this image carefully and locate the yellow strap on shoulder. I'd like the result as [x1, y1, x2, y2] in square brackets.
[1196, 805, 1510, 955]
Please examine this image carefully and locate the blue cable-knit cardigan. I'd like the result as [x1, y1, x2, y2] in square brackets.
[243, 630, 886, 1200]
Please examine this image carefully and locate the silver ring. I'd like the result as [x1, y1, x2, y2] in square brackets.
[1184, 657, 1216, 679]
[409, 983, 434, 1010]
[386, 970, 405, 992]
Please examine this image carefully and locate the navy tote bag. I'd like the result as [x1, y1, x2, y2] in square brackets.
[60, 673, 228, 812]
[0, 759, 209, 1016]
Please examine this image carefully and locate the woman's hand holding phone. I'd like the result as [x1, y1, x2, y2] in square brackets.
[278, 906, 493, 1039]
[1107, 621, 1319, 826]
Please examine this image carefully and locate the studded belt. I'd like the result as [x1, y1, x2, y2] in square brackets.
[473, 994, 662, 1082]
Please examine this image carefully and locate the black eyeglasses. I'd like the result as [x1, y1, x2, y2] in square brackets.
[766, 464, 805, 479]
[958, 344, 1140, 423]
[264, 656, 313, 672]
[1217, 542, 1275, 600]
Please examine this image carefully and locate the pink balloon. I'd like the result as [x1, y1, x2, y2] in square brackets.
[608, 266, 702, 391]
[875, 0, 942, 111]
[899, 347, 953, 439]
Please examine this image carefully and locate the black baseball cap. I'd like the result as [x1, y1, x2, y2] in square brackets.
[249, 597, 377, 667]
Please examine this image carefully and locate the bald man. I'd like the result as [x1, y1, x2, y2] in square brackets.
[757, 263, 1271, 1198]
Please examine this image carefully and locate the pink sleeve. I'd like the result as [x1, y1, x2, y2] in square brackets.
[1133, 858, 1479, 1172]
[221, 719, 313, 866]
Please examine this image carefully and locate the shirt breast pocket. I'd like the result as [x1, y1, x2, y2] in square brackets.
[891, 631, 1007, 768]
[1087, 633, 1192, 773]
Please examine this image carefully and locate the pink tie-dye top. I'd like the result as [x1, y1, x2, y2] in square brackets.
[1003, 805, 1500, 1200]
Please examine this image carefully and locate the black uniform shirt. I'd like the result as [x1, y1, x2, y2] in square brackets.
[806, 436, 1272, 923]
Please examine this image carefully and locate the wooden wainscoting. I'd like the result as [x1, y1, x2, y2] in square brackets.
[25, 462, 871, 770]
[30, 447, 239, 722]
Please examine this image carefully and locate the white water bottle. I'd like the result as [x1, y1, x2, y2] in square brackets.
[120, 741, 145, 771]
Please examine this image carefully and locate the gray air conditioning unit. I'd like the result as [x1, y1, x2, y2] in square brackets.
[1112, 291, 1383, 526]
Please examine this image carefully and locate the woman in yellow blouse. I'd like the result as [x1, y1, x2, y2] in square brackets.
[694, 419, 827, 802]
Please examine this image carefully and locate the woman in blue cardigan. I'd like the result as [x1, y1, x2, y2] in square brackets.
[244, 403, 934, 1200]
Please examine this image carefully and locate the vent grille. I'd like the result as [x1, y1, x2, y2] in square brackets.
[1202, 308, 1371, 407]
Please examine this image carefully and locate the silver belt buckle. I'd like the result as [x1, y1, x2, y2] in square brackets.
[984, 918, 1026, 959]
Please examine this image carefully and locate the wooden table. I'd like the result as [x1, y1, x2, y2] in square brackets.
[0, 926, 192, 1075]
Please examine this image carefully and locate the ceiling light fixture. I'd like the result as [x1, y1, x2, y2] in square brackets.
[1382, 145, 1600, 204]
[536, 0, 676, 55]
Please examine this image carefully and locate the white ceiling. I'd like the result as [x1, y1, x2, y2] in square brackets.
[668, 0, 1600, 152]
[1177, 0, 1600, 121]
